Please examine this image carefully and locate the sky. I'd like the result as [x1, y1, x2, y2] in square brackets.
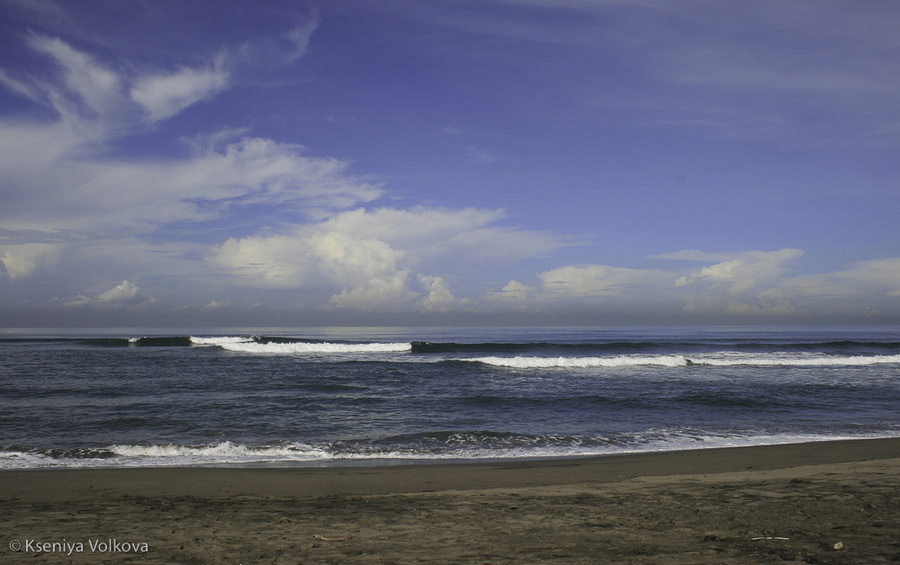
[1, 0, 899, 327]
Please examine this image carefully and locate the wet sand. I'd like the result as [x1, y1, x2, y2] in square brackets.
[2, 438, 899, 563]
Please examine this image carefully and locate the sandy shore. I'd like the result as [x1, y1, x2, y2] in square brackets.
[2, 438, 899, 564]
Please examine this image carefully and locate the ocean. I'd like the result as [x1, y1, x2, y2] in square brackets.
[1, 326, 898, 469]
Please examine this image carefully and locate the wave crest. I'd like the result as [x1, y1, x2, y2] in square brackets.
[462, 352, 900, 369]
[190, 336, 411, 354]
[465, 355, 690, 368]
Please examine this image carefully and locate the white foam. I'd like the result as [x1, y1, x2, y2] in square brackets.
[189, 336, 254, 346]
[465, 354, 690, 368]
[692, 352, 900, 367]
[110, 441, 329, 460]
[463, 352, 900, 369]
[189, 336, 412, 354]
[5, 432, 895, 469]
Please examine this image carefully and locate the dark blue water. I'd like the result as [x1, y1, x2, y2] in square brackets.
[1, 326, 898, 468]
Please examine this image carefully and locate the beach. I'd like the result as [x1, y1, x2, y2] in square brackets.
[3, 438, 899, 564]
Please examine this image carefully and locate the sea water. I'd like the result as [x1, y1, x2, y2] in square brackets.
[1, 326, 898, 469]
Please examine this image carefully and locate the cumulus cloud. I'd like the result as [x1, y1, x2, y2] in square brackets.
[660, 250, 900, 319]
[482, 280, 535, 312]
[782, 257, 900, 300]
[668, 248, 804, 294]
[478, 263, 677, 315]
[477, 248, 900, 321]
[0, 243, 61, 280]
[329, 271, 419, 312]
[65, 280, 155, 308]
[206, 206, 562, 290]
[207, 232, 315, 289]
[658, 248, 806, 317]
[329, 273, 464, 313]
[206, 206, 563, 311]
[418, 275, 465, 313]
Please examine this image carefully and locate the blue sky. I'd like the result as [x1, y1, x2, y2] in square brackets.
[1, 0, 899, 326]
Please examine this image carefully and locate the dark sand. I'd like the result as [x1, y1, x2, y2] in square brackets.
[2, 438, 899, 564]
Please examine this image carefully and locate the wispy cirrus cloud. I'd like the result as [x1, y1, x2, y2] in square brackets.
[3, 33, 230, 136]
[130, 58, 229, 123]
[0, 29, 379, 236]
[237, 10, 321, 68]
[0, 133, 382, 234]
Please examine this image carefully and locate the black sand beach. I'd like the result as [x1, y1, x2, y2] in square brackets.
[3, 438, 899, 563]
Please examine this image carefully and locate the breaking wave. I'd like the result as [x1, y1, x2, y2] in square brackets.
[4, 430, 895, 469]
[464, 355, 691, 368]
[189, 336, 412, 354]
[462, 353, 900, 369]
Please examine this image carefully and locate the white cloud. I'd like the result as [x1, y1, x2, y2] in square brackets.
[0, 243, 61, 279]
[131, 58, 229, 123]
[65, 279, 155, 308]
[202, 300, 232, 311]
[283, 13, 321, 63]
[312, 231, 404, 287]
[206, 232, 315, 289]
[669, 248, 804, 294]
[238, 10, 321, 67]
[482, 280, 535, 312]
[206, 206, 563, 311]
[666, 251, 900, 318]
[1, 35, 381, 237]
[207, 206, 561, 288]
[329, 270, 419, 312]
[7, 34, 234, 134]
[487, 280, 532, 301]
[418, 274, 464, 313]
[96, 280, 140, 302]
[479, 249, 807, 318]
[0, 134, 381, 233]
[25, 34, 126, 130]
[208, 220, 408, 291]
[0, 121, 80, 180]
[782, 257, 900, 299]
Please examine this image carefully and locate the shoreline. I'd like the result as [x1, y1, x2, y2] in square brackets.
[3, 437, 900, 563]
[3, 437, 900, 500]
